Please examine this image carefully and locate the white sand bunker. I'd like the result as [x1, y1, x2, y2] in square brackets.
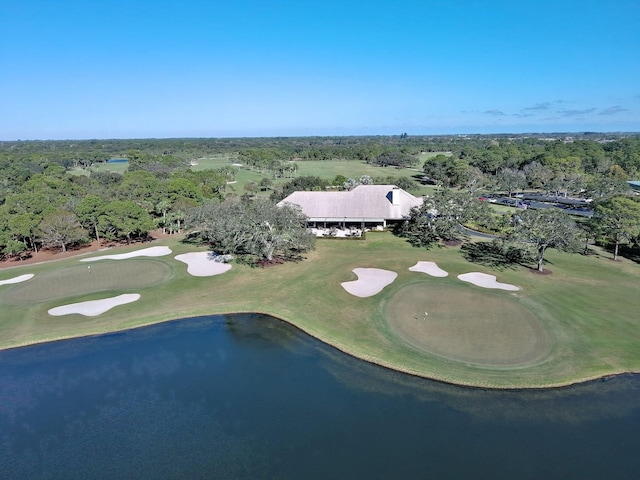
[341, 268, 398, 298]
[175, 252, 232, 277]
[409, 261, 449, 277]
[457, 272, 520, 291]
[0, 274, 34, 286]
[80, 246, 172, 262]
[48, 293, 141, 317]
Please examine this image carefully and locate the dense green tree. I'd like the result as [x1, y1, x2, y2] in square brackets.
[7, 212, 42, 253]
[457, 166, 489, 193]
[400, 190, 489, 246]
[370, 151, 416, 168]
[496, 168, 526, 197]
[90, 171, 124, 190]
[166, 177, 201, 202]
[188, 199, 315, 261]
[331, 175, 347, 187]
[98, 200, 155, 243]
[583, 176, 629, 201]
[1, 238, 28, 258]
[258, 177, 273, 191]
[508, 209, 581, 272]
[461, 238, 533, 268]
[422, 154, 455, 186]
[181, 169, 228, 199]
[127, 150, 186, 175]
[244, 181, 258, 197]
[166, 197, 198, 234]
[593, 196, 640, 260]
[522, 161, 553, 190]
[154, 199, 172, 233]
[393, 176, 418, 192]
[245, 200, 315, 261]
[270, 176, 328, 201]
[605, 164, 629, 181]
[36, 210, 87, 252]
[117, 170, 163, 211]
[398, 204, 439, 248]
[0, 210, 27, 258]
[75, 195, 106, 241]
[543, 155, 583, 176]
[469, 148, 503, 174]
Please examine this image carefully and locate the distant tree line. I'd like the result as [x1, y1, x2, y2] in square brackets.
[2, 133, 640, 262]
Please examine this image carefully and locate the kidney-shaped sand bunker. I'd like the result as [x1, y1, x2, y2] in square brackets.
[385, 282, 550, 367]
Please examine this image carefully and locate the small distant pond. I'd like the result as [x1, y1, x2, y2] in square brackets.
[1, 313, 639, 479]
[107, 158, 128, 163]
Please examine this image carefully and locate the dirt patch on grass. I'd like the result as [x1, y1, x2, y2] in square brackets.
[257, 258, 286, 268]
[529, 268, 553, 275]
[385, 282, 550, 367]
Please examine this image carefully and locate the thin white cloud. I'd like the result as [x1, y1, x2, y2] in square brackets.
[599, 105, 628, 115]
[484, 109, 507, 116]
[524, 102, 551, 111]
[556, 108, 596, 117]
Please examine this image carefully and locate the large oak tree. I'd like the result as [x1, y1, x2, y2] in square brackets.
[189, 199, 315, 261]
[36, 211, 87, 252]
[400, 189, 491, 247]
[593, 196, 640, 260]
[508, 208, 581, 272]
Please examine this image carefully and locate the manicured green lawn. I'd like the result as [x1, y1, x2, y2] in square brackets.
[193, 156, 435, 196]
[2, 259, 172, 304]
[385, 282, 549, 366]
[189, 155, 237, 170]
[294, 160, 418, 182]
[1, 232, 638, 389]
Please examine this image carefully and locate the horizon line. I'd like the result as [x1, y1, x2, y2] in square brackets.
[2, 130, 640, 143]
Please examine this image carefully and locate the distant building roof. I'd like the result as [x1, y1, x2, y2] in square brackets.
[628, 181, 640, 190]
[277, 185, 423, 222]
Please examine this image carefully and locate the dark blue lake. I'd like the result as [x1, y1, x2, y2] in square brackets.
[1, 313, 639, 479]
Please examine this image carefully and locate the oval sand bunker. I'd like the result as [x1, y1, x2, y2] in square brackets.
[385, 283, 550, 366]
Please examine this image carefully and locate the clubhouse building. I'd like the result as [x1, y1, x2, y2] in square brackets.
[277, 184, 423, 233]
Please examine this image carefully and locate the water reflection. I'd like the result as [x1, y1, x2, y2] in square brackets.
[1, 313, 639, 479]
[319, 342, 640, 424]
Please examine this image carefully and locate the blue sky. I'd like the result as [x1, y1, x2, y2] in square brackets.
[1, 0, 639, 139]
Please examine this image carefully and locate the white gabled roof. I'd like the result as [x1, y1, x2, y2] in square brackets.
[277, 185, 422, 221]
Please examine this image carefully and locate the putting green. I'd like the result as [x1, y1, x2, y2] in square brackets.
[1, 259, 173, 305]
[385, 282, 550, 367]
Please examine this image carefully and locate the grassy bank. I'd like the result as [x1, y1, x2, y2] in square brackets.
[1, 233, 639, 389]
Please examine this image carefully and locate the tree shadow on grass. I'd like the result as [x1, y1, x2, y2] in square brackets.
[612, 244, 640, 264]
[460, 240, 533, 270]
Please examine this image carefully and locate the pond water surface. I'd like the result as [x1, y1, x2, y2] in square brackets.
[1, 313, 639, 479]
